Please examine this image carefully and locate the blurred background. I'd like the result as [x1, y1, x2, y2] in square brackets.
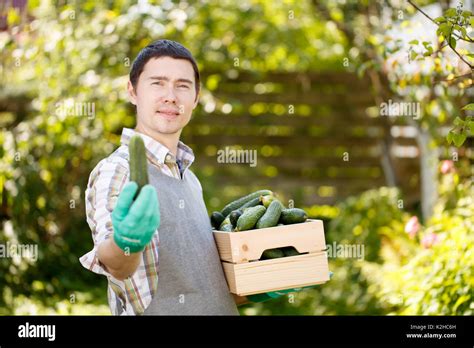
[0, 0, 472, 315]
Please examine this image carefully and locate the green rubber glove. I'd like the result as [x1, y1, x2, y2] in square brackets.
[247, 271, 333, 303]
[111, 182, 160, 253]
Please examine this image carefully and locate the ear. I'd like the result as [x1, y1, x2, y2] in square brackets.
[128, 80, 137, 106]
[193, 90, 200, 109]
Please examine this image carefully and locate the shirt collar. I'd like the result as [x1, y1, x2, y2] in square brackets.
[120, 128, 195, 170]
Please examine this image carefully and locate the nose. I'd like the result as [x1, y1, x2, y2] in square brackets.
[162, 86, 177, 104]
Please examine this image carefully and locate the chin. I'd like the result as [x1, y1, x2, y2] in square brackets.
[154, 125, 183, 135]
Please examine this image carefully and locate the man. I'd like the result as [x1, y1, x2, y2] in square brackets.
[80, 39, 309, 316]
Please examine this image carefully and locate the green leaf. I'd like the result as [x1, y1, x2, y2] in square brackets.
[446, 131, 454, 144]
[444, 8, 457, 18]
[453, 24, 468, 38]
[423, 45, 433, 56]
[452, 132, 467, 147]
[449, 36, 457, 49]
[462, 103, 474, 111]
[453, 116, 464, 126]
[437, 23, 451, 38]
[468, 121, 474, 134]
[410, 50, 418, 61]
[453, 295, 470, 312]
[434, 16, 446, 24]
[409, 39, 419, 45]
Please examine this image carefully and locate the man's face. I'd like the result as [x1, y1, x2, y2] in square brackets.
[128, 56, 199, 136]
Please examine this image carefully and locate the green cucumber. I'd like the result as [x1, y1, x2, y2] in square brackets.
[221, 190, 272, 217]
[260, 195, 276, 208]
[235, 205, 266, 231]
[228, 197, 261, 225]
[279, 208, 308, 225]
[261, 248, 285, 260]
[239, 196, 262, 210]
[219, 216, 232, 231]
[229, 210, 243, 226]
[256, 200, 283, 229]
[220, 197, 261, 231]
[220, 224, 233, 232]
[129, 135, 149, 199]
[210, 211, 225, 229]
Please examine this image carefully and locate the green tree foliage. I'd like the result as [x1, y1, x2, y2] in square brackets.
[379, 165, 474, 315]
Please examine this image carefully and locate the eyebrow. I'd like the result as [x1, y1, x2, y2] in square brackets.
[148, 76, 193, 85]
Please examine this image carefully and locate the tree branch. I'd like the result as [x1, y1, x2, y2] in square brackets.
[407, 0, 473, 69]
[447, 24, 474, 69]
[407, 0, 474, 43]
[432, 71, 474, 84]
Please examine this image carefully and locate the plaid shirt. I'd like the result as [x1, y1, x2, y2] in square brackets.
[79, 127, 198, 315]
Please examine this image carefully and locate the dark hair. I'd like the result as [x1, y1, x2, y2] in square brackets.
[129, 39, 200, 97]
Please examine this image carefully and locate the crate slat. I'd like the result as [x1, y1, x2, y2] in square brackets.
[213, 219, 326, 263]
[222, 252, 330, 296]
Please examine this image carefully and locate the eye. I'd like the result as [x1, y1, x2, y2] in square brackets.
[178, 84, 189, 89]
[152, 81, 163, 86]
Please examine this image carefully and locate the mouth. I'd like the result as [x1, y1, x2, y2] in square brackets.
[156, 110, 179, 120]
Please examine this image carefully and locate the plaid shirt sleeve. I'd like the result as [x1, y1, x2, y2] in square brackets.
[79, 155, 129, 278]
[80, 148, 162, 316]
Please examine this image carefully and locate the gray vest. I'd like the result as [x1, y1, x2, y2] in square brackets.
[143, 163, 239, 315]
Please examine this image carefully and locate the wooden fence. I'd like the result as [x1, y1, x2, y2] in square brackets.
[182, 70, 421, 209]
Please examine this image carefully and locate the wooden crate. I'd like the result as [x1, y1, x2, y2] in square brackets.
[213, 219, 330, 296]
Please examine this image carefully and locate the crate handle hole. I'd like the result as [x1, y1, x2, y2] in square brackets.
[259, 246, 308, 260]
